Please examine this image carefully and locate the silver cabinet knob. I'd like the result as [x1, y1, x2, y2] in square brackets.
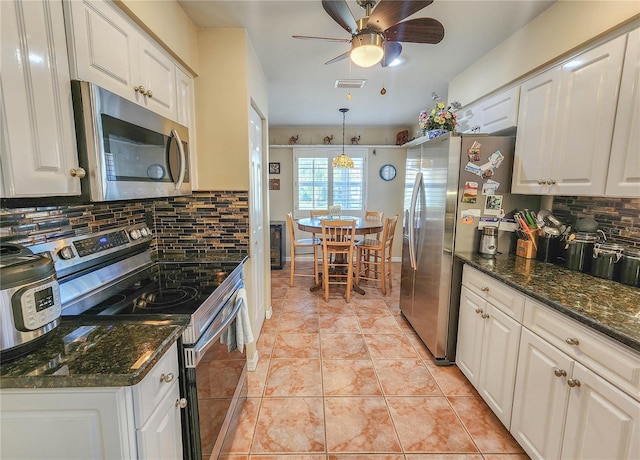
[475, 308, 483, 314]
[160, 373, 175, 383]
[481, 313, 490, 319]
[567, 379, 581, 387]
[565, 337, 580, 346]
[549, 179, 557, 185]
[554, 369, 567, 377]
[537, 179, 545, 185]
[134, 85, 145, 93]
[175, 398, 188, 408]
[480, 287, 489, 292]
[70, 167, 86, 178]
[146, 89, 153, 98]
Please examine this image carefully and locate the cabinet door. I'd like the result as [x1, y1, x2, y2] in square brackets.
[550, 35, 626, 195]
[477, 86, 520, 134]
[561, 362, 640, 460]
[1, 0, 80, 197]
[477, 304, 521, 428]
[137, 37, 176, 120]
[66, 0, 138, 101]
[136, 381, 184, 460]
[455, 105, 481, 134]
[455, 286, 485, 387]
[606, 28, 640, 198]
[511, 329, 572, 460]
[511, 67, 561, 194]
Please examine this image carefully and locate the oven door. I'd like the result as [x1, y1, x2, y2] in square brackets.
[180, 288, 248, 460]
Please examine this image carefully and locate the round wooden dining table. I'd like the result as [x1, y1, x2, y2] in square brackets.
[296, 216, 383, 295]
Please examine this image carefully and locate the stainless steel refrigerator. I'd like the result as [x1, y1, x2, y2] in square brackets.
[400, 133, 539, 365]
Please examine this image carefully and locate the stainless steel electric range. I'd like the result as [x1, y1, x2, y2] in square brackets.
[30, 225, 248, 460]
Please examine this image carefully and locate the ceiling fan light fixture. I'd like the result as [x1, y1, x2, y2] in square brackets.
[350, 33, 384, 68]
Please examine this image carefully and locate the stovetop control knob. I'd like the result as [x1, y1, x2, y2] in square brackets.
[129, 229, 142, 240]
[140, 227, 150, 237]
[58, 246, 74, 260]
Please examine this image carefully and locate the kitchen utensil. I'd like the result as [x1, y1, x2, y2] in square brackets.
[479, 226, 498, 258]
[565, 232, 598, 272]
[575, 217, 599, 233]
[591, 242, 625, 281]
[620, 246, 640, 287]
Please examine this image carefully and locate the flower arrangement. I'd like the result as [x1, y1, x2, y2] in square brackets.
[419, 94, 461, 135]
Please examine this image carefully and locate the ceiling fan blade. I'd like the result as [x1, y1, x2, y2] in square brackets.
[384, 18, 445, 44]
[322, 0, 358, 34]
[367, 0, 433, 32]
[325, 50, 351, 65]
[381, 42, 402, 67]
[292, 35, 351, 43]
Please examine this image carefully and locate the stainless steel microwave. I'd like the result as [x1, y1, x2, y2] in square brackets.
[71, 80, 191, 202]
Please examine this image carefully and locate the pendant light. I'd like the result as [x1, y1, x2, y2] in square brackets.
[332, 108, 354, 168]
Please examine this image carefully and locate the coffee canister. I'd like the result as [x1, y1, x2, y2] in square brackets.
[591, 243, 625, 281]
[565, 232, 598, 273]
[537, 228, 561, 264]
[620, 246, 640, 286]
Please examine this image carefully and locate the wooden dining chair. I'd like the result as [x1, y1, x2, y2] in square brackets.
[355, 215, 398, 295]
[320, 218, 357, 302]
[286, 212, 320, 287]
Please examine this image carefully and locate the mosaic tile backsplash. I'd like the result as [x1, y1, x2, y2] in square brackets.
[0, 191, 249, 258]
[552, 196, 640, 247]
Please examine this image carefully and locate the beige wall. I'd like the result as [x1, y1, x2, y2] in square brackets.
[449, 1, 640, 106]
[118, 0, 199, 75]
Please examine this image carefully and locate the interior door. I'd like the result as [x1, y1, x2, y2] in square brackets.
[249, 106, 266, 337]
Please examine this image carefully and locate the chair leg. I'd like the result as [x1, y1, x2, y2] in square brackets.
[355, 248, 362, 284]
[346, 254, 353, 303]
[380, 255, 387, 295]
[289, 248, 295, 287]
[313, 246, 319, 285]
[323, 253, 330, 302]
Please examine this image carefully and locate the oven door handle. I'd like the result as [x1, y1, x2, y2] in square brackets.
[171, 129, 186, 190]
[193, 295, 244, 362]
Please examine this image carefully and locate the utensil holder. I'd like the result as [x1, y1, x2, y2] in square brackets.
[516, 239, 536, 259]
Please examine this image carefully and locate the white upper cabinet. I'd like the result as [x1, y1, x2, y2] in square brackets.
[455, 105, 482, 134]
[1, 0, 81, 198]
[513, 34, 627, 195]
[477, 86, 520, 134]
[606, 28, 640, 198]
[65, 0, 177, 121]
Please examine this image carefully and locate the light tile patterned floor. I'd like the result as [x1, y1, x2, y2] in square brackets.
[221, 262, 528, 460]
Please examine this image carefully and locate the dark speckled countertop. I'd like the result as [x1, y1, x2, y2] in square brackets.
[456, 252, 640, 353]
[0, 315, 189, 389]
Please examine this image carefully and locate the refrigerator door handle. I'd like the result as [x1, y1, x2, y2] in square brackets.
[408, 172, 423, 270]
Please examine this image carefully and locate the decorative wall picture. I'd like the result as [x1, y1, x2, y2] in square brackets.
[269, 162, 280, 174]
[269, 178, 280, 190]
[484, 194, 503, 216]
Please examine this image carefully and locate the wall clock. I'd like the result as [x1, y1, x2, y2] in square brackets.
[379, 164, 397, 181]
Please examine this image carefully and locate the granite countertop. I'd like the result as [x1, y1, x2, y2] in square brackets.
[0, 315, 189, 389]
[456, 252, 640, 353]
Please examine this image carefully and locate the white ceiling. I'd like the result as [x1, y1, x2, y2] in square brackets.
[178, 0, 555, 127]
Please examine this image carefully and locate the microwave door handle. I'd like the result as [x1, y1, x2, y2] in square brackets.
[170, 129, 186, 190]
[193, 296, 243, 364]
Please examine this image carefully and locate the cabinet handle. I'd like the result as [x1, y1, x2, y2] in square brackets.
[549, 179, 556, 185]
[565, 337, 580, 346]
[554, 369, 567, 377]
[134, 85, 145, 94]
[480, 287, 489, 292]
[146, 89, 153, 98]
[69, 167, 86, 179]
[567, 379, 581, 387]
[475, 308, 483, 314]
[537, 179, 545, 185]
[175, 398, 188, 408]
[160, 373, 175, 383]
[481, 313, 490, 319]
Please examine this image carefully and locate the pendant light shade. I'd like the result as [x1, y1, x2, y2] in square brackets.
[350, 33, 384, 68]
[333, 108, 354, 168]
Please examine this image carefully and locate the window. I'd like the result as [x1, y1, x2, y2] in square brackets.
[293, 148, 367, 218]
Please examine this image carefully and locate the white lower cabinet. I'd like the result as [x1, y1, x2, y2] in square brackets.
[458, 265, 640, 460]
[456, 280, 522, 428]
[0, 343, 183, 460]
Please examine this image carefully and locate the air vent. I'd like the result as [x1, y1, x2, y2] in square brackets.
[334, 79, 367, 89]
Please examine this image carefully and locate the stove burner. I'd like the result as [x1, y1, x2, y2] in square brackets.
[132, 286, 198, 311]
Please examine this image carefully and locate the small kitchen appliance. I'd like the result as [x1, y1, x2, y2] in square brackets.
[0, 244, 61, 361]
[479, 227, 498, 258]
[71, 80, 191, 202]
[29, 226, 247, 459]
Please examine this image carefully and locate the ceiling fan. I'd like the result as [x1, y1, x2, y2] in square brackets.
[293, 0, 445, 68]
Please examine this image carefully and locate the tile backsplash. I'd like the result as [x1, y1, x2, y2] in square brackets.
[0, 191, 249, 257]
[552, 196, 640, 247]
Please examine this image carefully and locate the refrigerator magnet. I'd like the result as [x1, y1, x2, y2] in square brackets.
[467, 141, 481, 161]
[462, 181, 478, 203]
[482, 179, 500, 195]
[484, 194, 503, 216]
